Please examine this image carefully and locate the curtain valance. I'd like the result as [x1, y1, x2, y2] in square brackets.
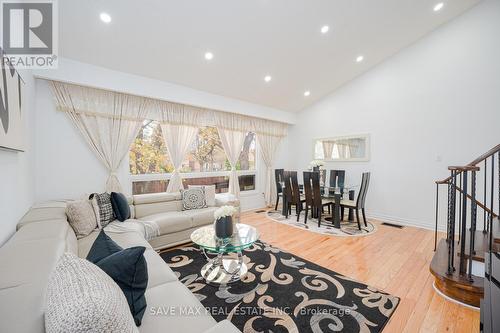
[50, 80, 288, 136]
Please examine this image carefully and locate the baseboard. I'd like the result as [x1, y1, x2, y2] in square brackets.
[367, 212, 446, 232]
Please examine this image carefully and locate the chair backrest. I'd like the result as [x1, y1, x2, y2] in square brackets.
[282, 171, 293, 204]
[356, 172, 370, 208]
[275, 169, 284, 193]
[303, 171, 314, 207]
[289, 171, 301, 206]
[303, 171, 322, 208]
[329, 170, 346, 189]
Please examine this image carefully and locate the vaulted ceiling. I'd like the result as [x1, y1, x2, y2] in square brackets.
[59, 0, 481, 112]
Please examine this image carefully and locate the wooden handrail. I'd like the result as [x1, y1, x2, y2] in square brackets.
[436, 144, 500, 184]
[455, 185, 498, 218]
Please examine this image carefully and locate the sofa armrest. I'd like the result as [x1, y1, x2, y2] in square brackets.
[214, 193, 240, 207]
[202, 320, 241, 333]
[214, 193, 241, 222]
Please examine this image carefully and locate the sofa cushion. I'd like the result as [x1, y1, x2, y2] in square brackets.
[134, 201, 183, 219]
[92, 246, 148, 326]
[139, 282, 216, 333]
[78, 230, 152, 258]
[45, 253, 138, 333]
[183, 207, 217, 227]
[143, 249, 179, 287]
[111, 192, 132, 221]
[17, 201, 68, 229]
[140, 211, 193, 234]
[133, 192, 181, 205]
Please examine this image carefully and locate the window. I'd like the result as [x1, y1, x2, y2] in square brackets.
[129, 120, 173, 174]
[129, 122, 257, 195]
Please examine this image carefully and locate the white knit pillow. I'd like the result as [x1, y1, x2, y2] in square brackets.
[45, 253, 138, 333]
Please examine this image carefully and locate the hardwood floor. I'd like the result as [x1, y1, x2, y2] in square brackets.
[240, 210, 480, 333]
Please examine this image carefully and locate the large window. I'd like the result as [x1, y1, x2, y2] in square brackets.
[129, 121, 257, 195]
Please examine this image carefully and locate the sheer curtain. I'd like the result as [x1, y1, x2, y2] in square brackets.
[254, 118, 287, 206]
[322, 141, 335, 160]
[157, 102, 203, 192]
[213, 113, 253, 197]
[51, 81, 150, 192]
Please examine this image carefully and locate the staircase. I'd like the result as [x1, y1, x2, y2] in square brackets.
[430, 144, 500, 307]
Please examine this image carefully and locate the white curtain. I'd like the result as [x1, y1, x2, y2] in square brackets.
[214, 113, 253, 197]
[51, 81, 150, 192]
[157, 102, 202, 192]
[322, 141, 335, 160]
[254, 119, 287, 206]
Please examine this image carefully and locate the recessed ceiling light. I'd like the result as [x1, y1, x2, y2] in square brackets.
[356, 55, 364, 63]
[204, 52, 214, 60]
[321, 25, 330, 34]
[264, 75, 272, 82]
[433, 3, 444, 12]
[100, 12, 111, 23]
[304, 91, 311, 97]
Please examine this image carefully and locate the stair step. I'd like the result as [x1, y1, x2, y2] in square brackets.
[457, 229, 500, 262]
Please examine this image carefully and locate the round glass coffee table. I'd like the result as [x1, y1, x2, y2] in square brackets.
[190, 223, 259, 285]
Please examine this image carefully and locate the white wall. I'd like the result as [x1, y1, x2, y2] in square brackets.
[0, 70, 36, 246]
[289, 0, 500, 230]
[33, 61, 295, 210]
[34, 58, 296, 125]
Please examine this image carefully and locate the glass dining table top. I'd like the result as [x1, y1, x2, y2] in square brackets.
[190, 223, 259, 253]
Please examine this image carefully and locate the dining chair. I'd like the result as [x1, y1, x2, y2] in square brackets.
[290, 171, 306, 221]
[303, 171, 334, 227]
[282, 171, 304, 218]
[329, 170, 345, 195]
[274, 169, 284, 210]
[340, 172, 370, 230]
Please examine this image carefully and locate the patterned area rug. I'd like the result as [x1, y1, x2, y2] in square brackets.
[160, 241, 399, 333]
[266, 209, 377, 237]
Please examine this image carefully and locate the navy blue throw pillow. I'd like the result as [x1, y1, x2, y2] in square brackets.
[86, 230, 123, 263]
[86, 230, 148, 326]
[110, 192, 131, 222]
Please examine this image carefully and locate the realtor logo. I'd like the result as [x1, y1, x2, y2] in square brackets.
[1, 0, 58, 69]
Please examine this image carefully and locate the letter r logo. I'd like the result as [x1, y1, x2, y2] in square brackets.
[2, 2, 53, 54]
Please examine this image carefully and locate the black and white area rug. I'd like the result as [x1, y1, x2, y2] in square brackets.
[266, 209, 377, 237]
[160, 241, 399, 333]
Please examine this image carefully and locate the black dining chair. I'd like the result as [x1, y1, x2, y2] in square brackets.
[340, 172, 370, 230]
[329, 170, 346, 195]
[274, 169, 284, 210]
[282, 171, 304, 218]
[290, 171, 306, 221]
[303, 171, 334, 227]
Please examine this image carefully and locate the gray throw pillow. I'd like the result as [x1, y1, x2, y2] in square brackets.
[45, 253, 138, 333]
[66, 200, 98, 239]
[181, 187, 207, 210]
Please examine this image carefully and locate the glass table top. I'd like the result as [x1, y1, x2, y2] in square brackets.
[190, 223, 259, 253]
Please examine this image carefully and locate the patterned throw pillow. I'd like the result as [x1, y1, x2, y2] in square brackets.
[89, 192, 115, 228]
[181, 187, 207, 210]
[66, 199, 98, 239]
[188, 185, 216, 207]
[45, 253, 138, 333]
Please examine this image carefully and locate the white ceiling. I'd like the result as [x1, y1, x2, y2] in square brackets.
[59, 0, 480, 112]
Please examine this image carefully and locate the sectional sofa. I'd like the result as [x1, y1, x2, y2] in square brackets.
[0, 192, 242, 333]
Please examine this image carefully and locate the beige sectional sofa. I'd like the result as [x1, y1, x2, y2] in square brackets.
[0, 192, 241, 333]
[133, 192, 240, 250]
